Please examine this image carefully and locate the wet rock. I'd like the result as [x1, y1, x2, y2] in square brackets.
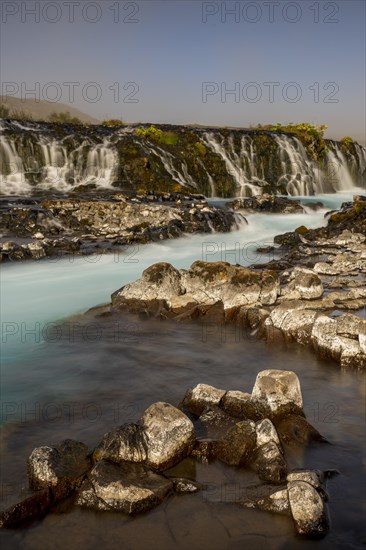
[199, 406, 237, 439]
[182, 383, 226, 416]
[274, 414, 325, 448]
[28, 439, 91, 500]
[76, 460, 172, 514]
[255, 418, 280, 447]
[252, 441, 287, 484]
[288, 480, 329, 537]
[252, 420, 287, 483]
[0, 489, 51, 529]
[214, 420, 257, 466]
[141, 402, 195, 470]
[220, 390, 262, 420]
[287, 470, 327, 499]
[251, 370, 304, 419]
[93, 423, 148, 464]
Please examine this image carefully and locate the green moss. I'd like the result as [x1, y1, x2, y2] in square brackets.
[270, 123, 328, 161]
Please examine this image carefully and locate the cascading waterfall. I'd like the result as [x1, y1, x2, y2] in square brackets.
[0, 119, 365, 196]
[201, 132, 265, 196]
[141, 142, 197, 189]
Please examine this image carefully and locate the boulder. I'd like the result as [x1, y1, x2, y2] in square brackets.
[93, 423, 148, 464]
[28, 439, 91, 500]
[251, 370, 304, 419]
[282, 267, 324, 300]
[288, 480, 329, 537]
[112, 263, 184, 307]
[275, 414, 325, 448]
[141, 402, 195, 470]
[220, 390, 263, 420]
[252, 441, 287, 484]
[76, 460, 172, 514]
[199, 406, 237, 439]
[214, 420, 257, 466]
[182, 383, 226, 416]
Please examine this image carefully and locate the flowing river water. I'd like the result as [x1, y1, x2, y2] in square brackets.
[0, 193, 365, 549]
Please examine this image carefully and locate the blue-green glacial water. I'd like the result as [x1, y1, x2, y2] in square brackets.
[0, 193, 365, 550]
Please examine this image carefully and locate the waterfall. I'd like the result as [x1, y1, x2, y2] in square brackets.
[0, 119, 365, 196]
[142, 142, 197, 189]
[201, 132, 264, 196]
[0, 136, 31, 195]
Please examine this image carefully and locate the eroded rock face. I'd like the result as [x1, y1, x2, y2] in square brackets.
[141, 402, 195, 470]
[93, 424, 148, 464]
[275, 414, 324, 448]
[288, 480, 329, 537]
[27, 440, 91, 499]
[251, 370, 304, 419]
[76, 460, 172, 514]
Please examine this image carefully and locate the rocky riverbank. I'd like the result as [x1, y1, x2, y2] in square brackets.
[97, 195, 366, 370]
[0, 370, 334, 538]
[0, 192, 238, 262]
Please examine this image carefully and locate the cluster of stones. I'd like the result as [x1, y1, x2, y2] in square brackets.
[110, 251, 365, 369]
[0, 370, 331, 538]
[0, 193, 235, 262]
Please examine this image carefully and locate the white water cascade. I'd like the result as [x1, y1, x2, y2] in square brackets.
[201, 132, 267, 196]
[0, 119, 365, 196]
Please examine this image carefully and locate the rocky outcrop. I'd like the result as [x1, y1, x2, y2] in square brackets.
[228, 194, 305, 214]
[1, 372, 335, 538]
[106, 196, 366, 369]
[112, 260, 280, 313]
[0, 194, 236, 262]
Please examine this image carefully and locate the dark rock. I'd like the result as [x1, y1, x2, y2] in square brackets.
[214, 420, 257, 466]
[27, 439, 91, 501]
[93, 423, 148, 464]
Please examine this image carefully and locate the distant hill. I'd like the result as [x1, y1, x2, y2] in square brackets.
[0, 96, 100, 124]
